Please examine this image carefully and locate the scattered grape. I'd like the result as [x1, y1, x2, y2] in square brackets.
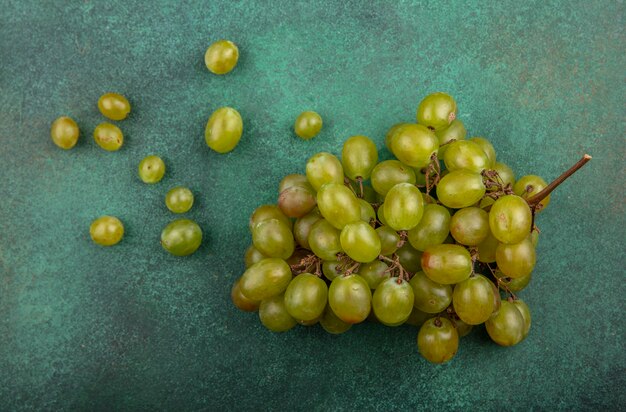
[294, 111, 323, 140]
[50, 116, 79, 149]
[204, 40, 239, 75]
[160, 219, 202, 256]
[205, 107, 243, 153]
[165, 186, 194, 213]
[89, 216, 124, 246]
[93, 122, 123, 151]
[98, 92, 131, 120]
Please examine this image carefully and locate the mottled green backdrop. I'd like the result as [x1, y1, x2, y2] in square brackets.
[1, 0, 624, 410]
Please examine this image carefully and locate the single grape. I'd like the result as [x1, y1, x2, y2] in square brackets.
[205, 107, 243, 153]
[391, 124, 439, 168]
[259, 293, 297, 332]
[138, 155, 166, 183]
[316, 182, 360, 229]
[278, 183, 316, 218]
[97, 92, 131, 120]
[469, 137, 496, 168]
[370, 160, 416, 196]
[279, 174, 310, 193]
[249, 204, 292, 232]
[485, 300, 525, 346]
[340, 221, 381, 263]
[492, 162, 516, 188]
[376, 225, 401, 255]
[305, 152, 344, 190]
[320, 304, 352, 334]
[407, 204, 451, 251]
[50, 116, 79, 149]
[443, 140, 490, 173]
[496, 237, 536, 278]
[284, 273, 328, 321]
[252, 218, 295, 259]
[93, 122, 123, 151]
[341, 135, 378, 180]
[489, 195, 532, 244]
[357, 199, 376, 223]
[396, 243, 423, 273]
[435, 119, 466, 158]
[436, 170, 486, 209]
[417, 317, 459, 363]
[416, 92, 457, 131]
[160, 219, 202, 256]
[405, 307, 434, 326]
[498, 271, 532, 292]
[89, 215, 124, 246]
[204, 39, 239, 75]
[449, 207, 489, 246]
[239, 258, 292, 301]
[409, 271, 452, 314]
[231, 277, 260, 312]
[358, 260, 390, 289]
[244, 245, 266, 268]
[421, 244, 472, 284]
[322, 260, 341, 281]
[477, 229, 498, 263]
[514, 175, 550, 212]
[383, 183, 424, 231]
[165, 186, 194, 213]
[385, 123, 410, 150]
[294, 111, 323, 140]
[372, 277, 414, 326]
[308, 219, 343, 261]
[452, 274, 495, 325]
[293, 209, 322, 249]
[512, 299, 532, 339]
[328, 274, 372, 324]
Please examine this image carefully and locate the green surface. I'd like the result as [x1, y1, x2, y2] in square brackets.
[1, 1, 624, 410]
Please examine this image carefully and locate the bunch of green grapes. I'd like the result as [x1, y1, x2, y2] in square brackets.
[232, 92, 587, 364]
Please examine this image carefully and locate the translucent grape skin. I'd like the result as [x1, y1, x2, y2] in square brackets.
[485, 300, 525, 346]
[204, 107, 243, 153]
[249, 205, 293, 232]
[252, 218, 295, 260]
[284, 273, 328, 321]
[436, 170, 486, 209]
[50, 116, 80, 149]
[417, 317, 459, 364]
[407, 204, 451, 251]
[443, 140, 490, 173]
[259, 293, 297, 332]
[477, 229, 499, 263]
[396, 243, 423, 273]
[358, 199, 376, 223]
[512, 299, 532, 340]
[498, 271, 532, 292]
[371, 160, 416, 197]
[409, 271, 452, 314]
[372, 277, 415, 326]
[385, 122, 411, 150]
[358, 260, 390, 289]
[496, 237, 536, 279]
[340, 221, 382, 263]
[294, 111, 323, 140]
[452, 274, 495, 325]
[231, 277, 260, 312]
[279, 174, 310, 193]
[383, 183, 425, 231]
[449, 207, 490, 246]
[308, 219, 343, 261]
[278, 183, 317, 218]
[328, 274, 372, 324]
[435, 119, 466, 157]
[165, 186, 194, 213]
[306, 152, 344, 191]
[469, 137, 496, 168]
[204, 39, 239, 75]
[492, 162, 516, 188]
[320, 304, 352, 334]
[416, 92, 457, 131]
[489, 195, 532, 244]
[376, 225, 401, 256]
[98, 92, 131, 120]
[317, 183, 361, 229]
[239, 258, 292, 301]
[93, 122, 123, 151]
[160, 219, 202, 256]
[138, 155, 166, 183]
[391, 124, 439, 168]
[514, 175, 550, 212]
[341, 135, 378, 180]
[293, 209, 322, 249]
[244, 245, 266, 267]
[89, 216, 124, 246]
[421, 244, 472, 284]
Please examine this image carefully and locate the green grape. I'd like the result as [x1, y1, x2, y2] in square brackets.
[231, 277, 260, 312]
[435, 119, 466, 157]
[340, 221, 381, 263]
[436, 170, 486, 209]
[452, 274, 495, 325]
[514, 175, 550, 212]
[396, 243, 423, 273]
[383, 183, 424, 231]
[50, 116, 80, 149]
[97, 92, 131, 120]
[376, 225, 401, 255]
[391, 124, 439, 168]
[205, 107, 243, 153]
[308, 219, 342, 261]
[496, 237, 536, 278]
[284, 273, 328, 321]
[377, 204, 389, 226]
[322, 260, 341, 281]
[341, 135, 378, 180]
[370, 160, 416, 196]
[320, 304, 352, 334]
[252, 218, 295, 259]
[443, 140, 490, 173]
[453, 317, 473, 337]
[244, 245, 267, 268]
[279, 174, 310, 193]
[477, 229, 498, 263]
[512, 299, 532, 339]
[89, 215, 124, 246]
[240, 258, 292, 301]
[409, 271, 452, 314]
[417, 317, 459, 363]
[469, 137, 496, 168]
[407, 204, 451, 251]
[489, 195, 532, 244]
[160, 219, 202, 256]
[498, 271, 532, 292]
[372, 277, 414, 326]
[204, 39, 239, 75]
[361, 184, 377, 203]
[259, 293, 297, 332]
[249, 204, 292, 232]
[138, 155, 166, 183]
[492, 162, 516, 188]
[358, 199, 376, 223]
[421, 244, 472, 284]
[93, 122, 123, 151]
[316, 182, 360, 229]
[405, 307, 434, 326]
[294, 111, 323, 140]
[485, 300, 525, 346]
[328, 274, 372, 324]
[385, 122, 411, 150]
[305, 152, 344, 190]
[358, 260, 390, 289]
[293, 209, 322, 249]
[165, 186, 194, 213]
[278, 183, 316, 218]
[449, 207, 489, 246]
[416, 92, 457, 131]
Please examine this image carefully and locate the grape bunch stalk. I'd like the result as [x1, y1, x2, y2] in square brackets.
[231, 92, 591, 364]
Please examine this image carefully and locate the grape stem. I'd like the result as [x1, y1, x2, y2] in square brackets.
[526, 154, 592, 207]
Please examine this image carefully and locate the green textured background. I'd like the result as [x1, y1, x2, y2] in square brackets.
[1, 0, 624, 410]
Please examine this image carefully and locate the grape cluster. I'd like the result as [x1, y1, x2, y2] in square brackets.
[232, 92, 564, 364]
